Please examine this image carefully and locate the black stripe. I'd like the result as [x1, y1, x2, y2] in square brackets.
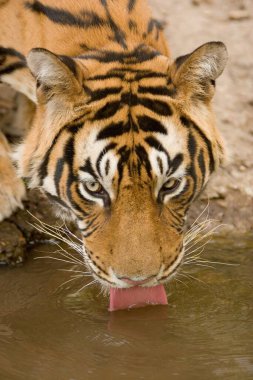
[64, 137, 75, 168]
[82, 225, 100, 238]
[75, 184, 95, 207]
[180, 115, 215, 173]
[180, 116, 191, 128]
[121, 92, 138, 107]
[66, 122, 85, 134]
[147, 18, 164, 40]
[198, 149, 206, 185]
[97, 121, 130, 140]
[39, 128, 65, 182]
[145, 136, 167, 154]
[135, 71, 167, 80]
[129, 20, 137, 31]
[0, 47, 25, 61]
[128, 0, 136, 11]
[0, 62, 26, 75]
[79, 158, 98, 179]
[54, 158, 65, 195]
[117, 146, 130, 185]
[86, 73, 125, 81]
[66, 185, 94, 216]
[138, 86, 175, 97]
[94, 100, 122, 120]
[96, 142, 117, 176]
[157, 156, 163, 174]
[79, 43, 92, 51]
[192, 123, 215, 173]
[78, 44, 160, 64]
[78, 215, 98, 231]
[135, 144, 152, 178]
[102, 1, 127, 49]
[169, 153, 183, 175]
[139, 97, 173, 116]
[86, 70, 167, 82]
[105, 159, 110, 176]
[25, 1, 106, 28]
[57, 137, 87, 214]
[137, 115, 167, 134]
[88, 87, 122, 103]
[169, 208, 182, 226]
[59, 55, 77, 76]
[188, 132, 197, 162]
[147, 18, 164, 34]
[187, 132, 197, 200]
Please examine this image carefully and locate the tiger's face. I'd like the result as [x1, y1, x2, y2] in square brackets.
[20, 42, 227, 288]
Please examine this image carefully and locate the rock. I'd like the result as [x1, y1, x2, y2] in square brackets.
[0, 221, 26, 266]
[192, 0, 213, 5]
[228, 9, 251, 21]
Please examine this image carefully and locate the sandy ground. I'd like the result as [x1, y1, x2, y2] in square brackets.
[0, 0, 252, 264]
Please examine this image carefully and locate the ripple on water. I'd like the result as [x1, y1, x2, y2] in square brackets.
[0, 236, 252, 380]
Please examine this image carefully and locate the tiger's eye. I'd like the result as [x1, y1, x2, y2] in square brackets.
[85, 181, 102, 193]
[162, 178, 181, 193]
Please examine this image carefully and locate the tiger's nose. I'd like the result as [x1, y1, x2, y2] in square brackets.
[120, 277, 154, 286]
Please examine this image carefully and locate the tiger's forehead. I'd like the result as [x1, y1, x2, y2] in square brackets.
[74, 109, 188, 187]
[79, 49, 172, 89]
[73, 59, 188, 189]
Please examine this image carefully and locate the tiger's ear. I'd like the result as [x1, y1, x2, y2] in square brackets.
[27, 48, 83, 103]
[170, 42, 228, 102]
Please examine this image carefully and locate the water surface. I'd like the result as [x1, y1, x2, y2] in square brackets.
[0, 236, 252, 380]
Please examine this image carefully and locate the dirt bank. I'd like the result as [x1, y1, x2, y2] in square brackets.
[0, 0, 252, 264]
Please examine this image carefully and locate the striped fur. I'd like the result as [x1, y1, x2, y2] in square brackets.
[0, 0, 227, 287]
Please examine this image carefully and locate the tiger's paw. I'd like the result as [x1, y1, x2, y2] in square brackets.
[0, 176, 26, 222]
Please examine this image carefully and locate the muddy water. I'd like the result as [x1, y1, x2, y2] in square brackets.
[0, 236, 252, 380]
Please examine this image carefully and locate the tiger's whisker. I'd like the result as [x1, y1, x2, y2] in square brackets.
[177, 272, 207, 285]
[35, 255, 82, 266]
[57, 274, 84, 290]
[58, 268, 91, 275]
[75, 280, 97, 294]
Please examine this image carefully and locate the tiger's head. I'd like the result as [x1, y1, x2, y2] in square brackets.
[18, 42, 227, 288]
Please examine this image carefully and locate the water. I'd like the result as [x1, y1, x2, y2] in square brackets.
[0, 236, 252, 380]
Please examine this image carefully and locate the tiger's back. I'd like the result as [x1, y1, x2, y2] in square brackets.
[0, 0, 169, 56]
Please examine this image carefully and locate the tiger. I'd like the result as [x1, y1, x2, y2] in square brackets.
[0, 0, 227, 289]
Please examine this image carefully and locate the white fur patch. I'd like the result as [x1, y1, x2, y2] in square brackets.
[98, 151, 118, 200]
[77, 129, 118, 202]
[149, 119, 186, 198]
[77, 219, 88, 230]
[43, 176, 57, 196]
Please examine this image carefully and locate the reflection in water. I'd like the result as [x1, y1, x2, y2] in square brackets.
[0, 236, 253, 380]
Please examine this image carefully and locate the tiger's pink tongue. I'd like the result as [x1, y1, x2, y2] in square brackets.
[109, 285, 167, 311]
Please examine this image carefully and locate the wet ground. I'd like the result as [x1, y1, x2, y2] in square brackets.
[0, 236, 252, 380]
